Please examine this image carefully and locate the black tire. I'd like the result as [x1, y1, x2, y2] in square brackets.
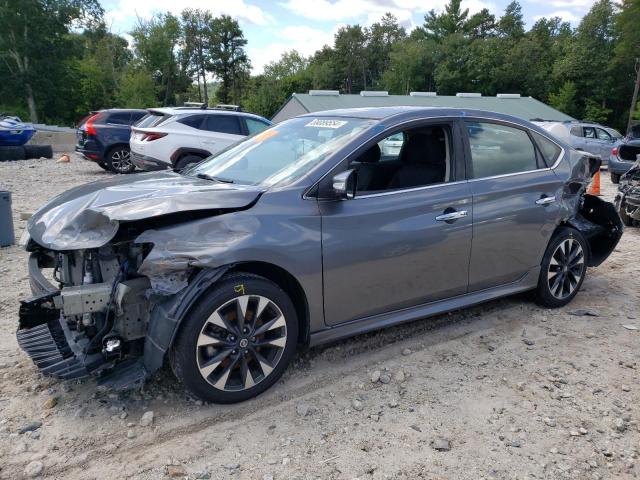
[534, 227, 588, 308]
[170, 273, 298, 403]
[23, 144, 53, 159]
[611, 172, 621, 184]
[174, 154, 203, 171]
[0, 146, 26, 161]
[105, 145, 135, 174]
[97, 161, 111, 171]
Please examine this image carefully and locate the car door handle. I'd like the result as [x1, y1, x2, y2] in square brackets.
[435, 210, 468, 222]
[535, 196, 556, 206]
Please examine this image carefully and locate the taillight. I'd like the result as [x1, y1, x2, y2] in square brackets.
[612, 147, 618, 156]
[84, 112, 103, 136]
[141, 132, 167, 142]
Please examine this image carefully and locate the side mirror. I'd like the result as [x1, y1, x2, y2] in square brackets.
[332, 169, 357, 199]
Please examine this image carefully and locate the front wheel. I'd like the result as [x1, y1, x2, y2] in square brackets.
[170, 273, 298, 403]
[534, 227, 588, 308]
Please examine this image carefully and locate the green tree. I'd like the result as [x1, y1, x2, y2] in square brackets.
[117, 65, 157, 108]
[422, 0, 469, 41]
[181, 8, 214, 104]
[0, 0, 103, 122]
[497, 1, 525, 38]
[382, 38, 434, 94]
[548, 81, 579, 117]
[131, 12, 189, 106]
[209, 15, 250, 104]
[334, 25, 368, 93]
[366, 13, 406, 87]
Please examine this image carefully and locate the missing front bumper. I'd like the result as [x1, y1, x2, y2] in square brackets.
[17, 293, 90, 380]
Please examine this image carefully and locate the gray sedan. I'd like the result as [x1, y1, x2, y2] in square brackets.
[18, 107, 622, 403]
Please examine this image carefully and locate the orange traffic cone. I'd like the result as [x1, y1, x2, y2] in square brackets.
[56, 154, 70, 164]
[587, 169, 601, 196]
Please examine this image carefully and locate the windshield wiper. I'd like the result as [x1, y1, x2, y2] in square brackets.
[195, 173, 234, 183]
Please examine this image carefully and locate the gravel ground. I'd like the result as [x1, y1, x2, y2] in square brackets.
[0, 156, 638, 480]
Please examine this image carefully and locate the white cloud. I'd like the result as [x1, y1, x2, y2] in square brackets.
[106, 0, 274, 28]
[534, 9, 581, 23]
[248, 24, 342, 74]
[280, 0, 497, 21]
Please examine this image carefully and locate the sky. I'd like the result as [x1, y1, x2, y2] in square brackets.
[102, 0, 599, 74]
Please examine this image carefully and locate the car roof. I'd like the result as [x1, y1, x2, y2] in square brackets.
[100, 108, 147, 113]
[302, 106, 535, 125]
[148, 107, 270, 122]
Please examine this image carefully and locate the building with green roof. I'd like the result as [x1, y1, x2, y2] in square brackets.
[271, 90, 574, 123]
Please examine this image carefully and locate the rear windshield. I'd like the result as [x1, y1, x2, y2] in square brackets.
[135, 113, 170, 128]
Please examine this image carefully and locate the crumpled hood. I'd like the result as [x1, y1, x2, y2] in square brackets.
[27, 171, 264, 250]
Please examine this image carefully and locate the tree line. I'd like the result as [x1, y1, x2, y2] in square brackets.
[0, 0, 638, 131]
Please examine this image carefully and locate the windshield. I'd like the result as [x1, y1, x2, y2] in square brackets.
[188, 116, 375, 186]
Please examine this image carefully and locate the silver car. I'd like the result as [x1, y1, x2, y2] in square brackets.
[18, 107, 622, 403]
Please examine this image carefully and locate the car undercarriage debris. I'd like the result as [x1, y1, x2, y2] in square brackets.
[615, 159, 640, 226]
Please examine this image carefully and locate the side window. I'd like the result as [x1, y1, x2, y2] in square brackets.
[205, 115, 242, 135]
[351, 125, 450, 193]
[531, 131, 561, 167]
[106, 112, 131, 125]
[377, 132, 405, 162]
[129, 112, 146, 125]
[466, 121, 538, 178]
[245, 118, 270, 136]
[177, 115, 206, 129]
[570, 126, 583, 137]
[583, 127, 596, 138]
[596, 128, 612, 141]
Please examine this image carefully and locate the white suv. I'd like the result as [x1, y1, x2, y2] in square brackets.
[130, 107, 272, 171]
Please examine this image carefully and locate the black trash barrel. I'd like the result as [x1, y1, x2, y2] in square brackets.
[0, 191, 15, 247]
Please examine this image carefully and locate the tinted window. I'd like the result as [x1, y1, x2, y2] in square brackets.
[466, 122, 538, 178]
[106, 112, 131, 125]
[583, 127, 596, 138]
[596, 128, 612, 140]
[205, 115, 241, 135]
[130, 111, 146, 123]
[570, 126, 583, 137]
[245, 118, 270, 135]
[531, 131, 561, 167]
[135, 113, 170, 128]
[177, 115, 206, 129]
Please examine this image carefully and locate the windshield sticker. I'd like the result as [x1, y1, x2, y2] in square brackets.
[305, 119, 347, 129]
[252, 129, 279, 143]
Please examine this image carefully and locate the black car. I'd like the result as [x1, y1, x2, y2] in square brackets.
[75, 109, 147, 174]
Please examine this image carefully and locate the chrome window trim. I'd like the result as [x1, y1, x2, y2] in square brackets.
[303, 113, 566, 200]
[353, 180, 468, 199]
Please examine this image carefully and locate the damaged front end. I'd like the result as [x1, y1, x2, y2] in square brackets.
[615, 159, 640, 226]
[18, 242, 153, 386]
[17, 171, 264, 388]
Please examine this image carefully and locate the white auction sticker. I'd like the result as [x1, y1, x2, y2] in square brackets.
[305, 119, 347, 129]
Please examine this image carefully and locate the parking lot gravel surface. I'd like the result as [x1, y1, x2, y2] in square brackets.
[0, 156, 638, 479]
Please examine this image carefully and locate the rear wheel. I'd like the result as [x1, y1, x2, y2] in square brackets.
[611, 172, 621, 184]
[534, 227, 587, 308]
[170, 273, 298, 403]
[175, 154, 203, 171]
[106, 146, 134, 174]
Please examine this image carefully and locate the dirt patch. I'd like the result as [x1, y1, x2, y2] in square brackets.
[0, 161, 638, 479]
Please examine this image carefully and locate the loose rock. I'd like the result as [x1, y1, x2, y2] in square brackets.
[24, 461, 44, 478]
[401, 348, 412, 356]
[430, 438, 451, 451]
[19, 421, 42, 434]
[379, 373, 391, 384]
[352, 399, 364, 411]
[139, 411, 154, 427]
[370, 370, 380, 383]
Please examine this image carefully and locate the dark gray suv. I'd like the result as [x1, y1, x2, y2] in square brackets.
[18, 107, 622, 403]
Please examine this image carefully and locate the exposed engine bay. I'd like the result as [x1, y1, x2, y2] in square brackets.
[18, 241, 154, 384]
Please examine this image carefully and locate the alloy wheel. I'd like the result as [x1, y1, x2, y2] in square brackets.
[195, 295, 287, 391]
[110, 149, 132, 173]
[547, 238, 585, 299]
